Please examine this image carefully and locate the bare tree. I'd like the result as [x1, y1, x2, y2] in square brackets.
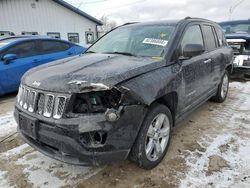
[98, 15, 117, 36]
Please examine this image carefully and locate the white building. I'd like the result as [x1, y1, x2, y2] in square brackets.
[0, 0, 102, 47]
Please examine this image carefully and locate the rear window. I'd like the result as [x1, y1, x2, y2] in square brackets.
[41, 40, 70, 54]
[203, 25, 217, 51]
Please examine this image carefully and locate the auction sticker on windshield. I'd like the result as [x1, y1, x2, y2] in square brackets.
[143, 38, 168, 46]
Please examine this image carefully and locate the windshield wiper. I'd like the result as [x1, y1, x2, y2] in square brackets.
[104, 51, 136, 56]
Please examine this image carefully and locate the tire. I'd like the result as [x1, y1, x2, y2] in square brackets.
[212, 71, 229, 103]
[129, 103, 173, 169]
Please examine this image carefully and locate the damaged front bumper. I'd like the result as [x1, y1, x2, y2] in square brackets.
[232, 66, 250, 77]
[14, 104, 147, 166]
[232, 55, 250, 78]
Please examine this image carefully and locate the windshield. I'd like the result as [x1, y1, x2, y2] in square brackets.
[87, 24, 176, 57]
[221, 23, 250, 34]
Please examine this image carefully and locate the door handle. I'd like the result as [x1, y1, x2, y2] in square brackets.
[204, 59, 212, 64]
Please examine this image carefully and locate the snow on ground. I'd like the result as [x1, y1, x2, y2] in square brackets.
[0, 143, 103, 188]
[180, 81, 250, 188]
[180, 134, 250, 188]
[0, 110, 102, 187]
[0, 112, 17, 138]
[0, 171, 13, 188]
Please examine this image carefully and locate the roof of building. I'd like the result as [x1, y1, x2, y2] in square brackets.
[52, 0, 102, 25]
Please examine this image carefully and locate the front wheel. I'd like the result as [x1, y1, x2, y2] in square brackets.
[212, 71, 229, 103]
[129, 104, 173, 169]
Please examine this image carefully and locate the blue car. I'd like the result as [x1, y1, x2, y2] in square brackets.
[0, 37, 86, 95]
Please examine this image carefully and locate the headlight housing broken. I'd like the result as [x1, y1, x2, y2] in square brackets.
[72, 89, 123, 114]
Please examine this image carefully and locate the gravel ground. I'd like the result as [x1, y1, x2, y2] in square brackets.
[0, 81, 249, 188]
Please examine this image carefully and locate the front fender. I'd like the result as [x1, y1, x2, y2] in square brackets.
[118, 66, 181, 105]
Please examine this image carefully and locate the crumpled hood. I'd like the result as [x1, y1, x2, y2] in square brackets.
[22, 53, 164, 93]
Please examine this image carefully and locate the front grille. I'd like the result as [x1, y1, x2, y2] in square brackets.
[44, 94, 54, 117]
[17, 85, 69, 119]
[37, 93, 45, 115]
[53, 97, 67, 119]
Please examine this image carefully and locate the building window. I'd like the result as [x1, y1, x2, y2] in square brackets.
[47, 32, 61, 39]
[85, 31, 94, 44]
[21, 31, 38, 35]
[68, 33, 79, 43]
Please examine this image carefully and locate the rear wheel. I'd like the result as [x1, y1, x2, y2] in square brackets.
[212, 71, 229, 103]
[129, 104, 173, 169]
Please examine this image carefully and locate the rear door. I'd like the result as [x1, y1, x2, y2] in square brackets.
[39, 40, 73, 64]
[1, 41, 41, 92]
[213, 26, 229, 84]
[179, 24, 207, 109]
[200, 24, 221, 92]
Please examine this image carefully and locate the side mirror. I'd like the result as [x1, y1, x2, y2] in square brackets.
[2, 54, 17, 64]
[182, 44, 205, 59]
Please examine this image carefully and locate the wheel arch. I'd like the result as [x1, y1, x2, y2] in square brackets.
[152, 91, 178, 126]
[226, 64, 233, 75]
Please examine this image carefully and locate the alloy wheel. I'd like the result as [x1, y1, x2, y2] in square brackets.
[221, 73, 229, 98]
[145, 113, 170, 161]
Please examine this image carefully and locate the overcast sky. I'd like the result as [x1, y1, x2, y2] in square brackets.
[65, 0, 250, 25]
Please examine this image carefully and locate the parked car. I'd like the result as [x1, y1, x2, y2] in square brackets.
[15, 17, 233, 169]
[0, 37, 86, 95]
[0, 35, 39, 41]
[219, 19, 250, 79]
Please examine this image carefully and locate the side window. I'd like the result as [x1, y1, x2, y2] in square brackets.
[203, 25, 217, 51]
[215, 27, 227, 47]
[181, 25, 204, 54]
[4, 41, 37, 58]
[41, 40, 70, 54]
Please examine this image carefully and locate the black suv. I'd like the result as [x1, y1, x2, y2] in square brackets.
[14, 17, 233, 169]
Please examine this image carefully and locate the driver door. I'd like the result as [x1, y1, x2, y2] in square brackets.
[178, 24, 207, 111]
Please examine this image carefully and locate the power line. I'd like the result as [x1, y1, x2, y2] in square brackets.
[75, 0, 108, 9]
[229, 0, 245, 20]
[89, 0, 147, 13]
